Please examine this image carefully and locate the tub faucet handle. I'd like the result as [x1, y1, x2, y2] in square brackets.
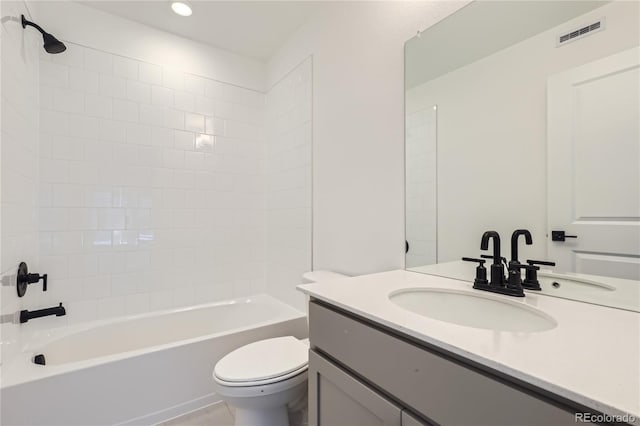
[23, 272, 47, 290]
[16, 262, 48, 297]
[38, 274, 48, 291]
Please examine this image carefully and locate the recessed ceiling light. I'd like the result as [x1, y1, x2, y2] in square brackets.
[171, 2, 192, 17]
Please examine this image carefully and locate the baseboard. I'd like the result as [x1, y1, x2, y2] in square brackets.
[116, 393, 222, 426]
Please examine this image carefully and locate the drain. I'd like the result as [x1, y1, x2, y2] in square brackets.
[33, 354, 46, 365]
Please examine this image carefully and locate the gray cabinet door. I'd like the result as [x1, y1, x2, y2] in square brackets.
[401, 411, 428, 426]
[308, 350, 402, 426]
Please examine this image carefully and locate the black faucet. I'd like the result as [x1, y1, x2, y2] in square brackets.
[510, 229, 532, 267]
[504, 229, 534, 293]
[465, 230, 556, 296]
[467, 231, 524, 297]
[480, 231, 505, 286]
[507, 230, 557, 291]
[20, 303, 66, 324]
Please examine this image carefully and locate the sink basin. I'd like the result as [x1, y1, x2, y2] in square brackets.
[538, 272, 616, 293]
[389, 288, 557, 332]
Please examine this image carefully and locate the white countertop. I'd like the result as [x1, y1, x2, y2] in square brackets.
[298, 270, 640, 423]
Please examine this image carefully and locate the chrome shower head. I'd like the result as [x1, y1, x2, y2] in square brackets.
[21, 15, 66, 54]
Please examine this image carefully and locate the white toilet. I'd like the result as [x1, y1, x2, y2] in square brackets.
[212, 271, 348, 426]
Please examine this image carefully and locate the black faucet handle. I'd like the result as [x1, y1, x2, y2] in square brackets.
[462, 257, 486, 265]
[480, 254, 501, 260]
[462, 258, 489, 286]
[522, 262, 547, 291]
[26, 273, 47, 290]
[513, 264, 540, 271]
[17, 262, 48, 297]
[526, 259, 556, 267]
[480, 254, 508, 267]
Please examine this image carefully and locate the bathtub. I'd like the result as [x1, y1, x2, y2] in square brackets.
[0, 294, 307, 426]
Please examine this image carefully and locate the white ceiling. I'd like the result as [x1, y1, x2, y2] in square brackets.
[80, 1, 328, 61]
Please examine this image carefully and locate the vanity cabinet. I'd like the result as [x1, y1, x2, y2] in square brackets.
[309, 349, 427, 425]
[308, 300, 580, 426]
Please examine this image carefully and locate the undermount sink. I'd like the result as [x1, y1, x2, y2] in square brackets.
[389, 288, 557, 332]
[538, 272, 616, 292]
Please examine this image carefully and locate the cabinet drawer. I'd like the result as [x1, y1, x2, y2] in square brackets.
[309, 301, 577, 426]
[309, 350, 402, 426]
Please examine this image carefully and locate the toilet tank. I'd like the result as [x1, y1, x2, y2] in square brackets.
[302, 270, 349, 284]
[301, 271, 349, 323]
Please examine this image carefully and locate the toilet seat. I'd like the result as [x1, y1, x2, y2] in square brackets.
[212, 368, 308, 399]
[214, 364, 308, 387]
[213, 336, 309, 387]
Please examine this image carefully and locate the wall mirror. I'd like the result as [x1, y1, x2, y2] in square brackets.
[404, 0, 639, 312]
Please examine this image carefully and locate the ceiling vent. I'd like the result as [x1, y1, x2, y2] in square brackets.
[557, 19, 605, 47]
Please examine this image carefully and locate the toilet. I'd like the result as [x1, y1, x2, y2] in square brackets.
[212, 271, 348, 426]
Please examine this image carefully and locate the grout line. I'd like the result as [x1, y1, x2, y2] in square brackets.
[266, 55, 313, 92]
[61, 40, 266, 95]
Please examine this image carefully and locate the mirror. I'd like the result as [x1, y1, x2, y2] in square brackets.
[405, 0, 640, 312]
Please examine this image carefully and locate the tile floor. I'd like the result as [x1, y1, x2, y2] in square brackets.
[161, 403, 308, 426]
[161, 403, 234, 426]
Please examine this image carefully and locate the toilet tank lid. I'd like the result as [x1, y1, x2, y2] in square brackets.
[302, 270, 349, 283]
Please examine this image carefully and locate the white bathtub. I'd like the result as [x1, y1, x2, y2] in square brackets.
[0, 294, 307, 425]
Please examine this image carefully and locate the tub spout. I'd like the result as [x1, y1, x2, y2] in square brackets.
[20, 303, 66, 324]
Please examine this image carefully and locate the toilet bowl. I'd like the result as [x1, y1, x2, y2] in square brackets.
[212, 270, 349, 426]
[212, 336, 309, 426]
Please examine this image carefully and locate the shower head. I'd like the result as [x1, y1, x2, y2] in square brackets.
[41, 32, 66, 54]
[21, 15, 66, 54]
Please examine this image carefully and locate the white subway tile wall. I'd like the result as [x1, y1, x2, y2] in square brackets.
[1, 1, 41, 363]
[37, 43, 268, 324]
[265, 58, 313, 311]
